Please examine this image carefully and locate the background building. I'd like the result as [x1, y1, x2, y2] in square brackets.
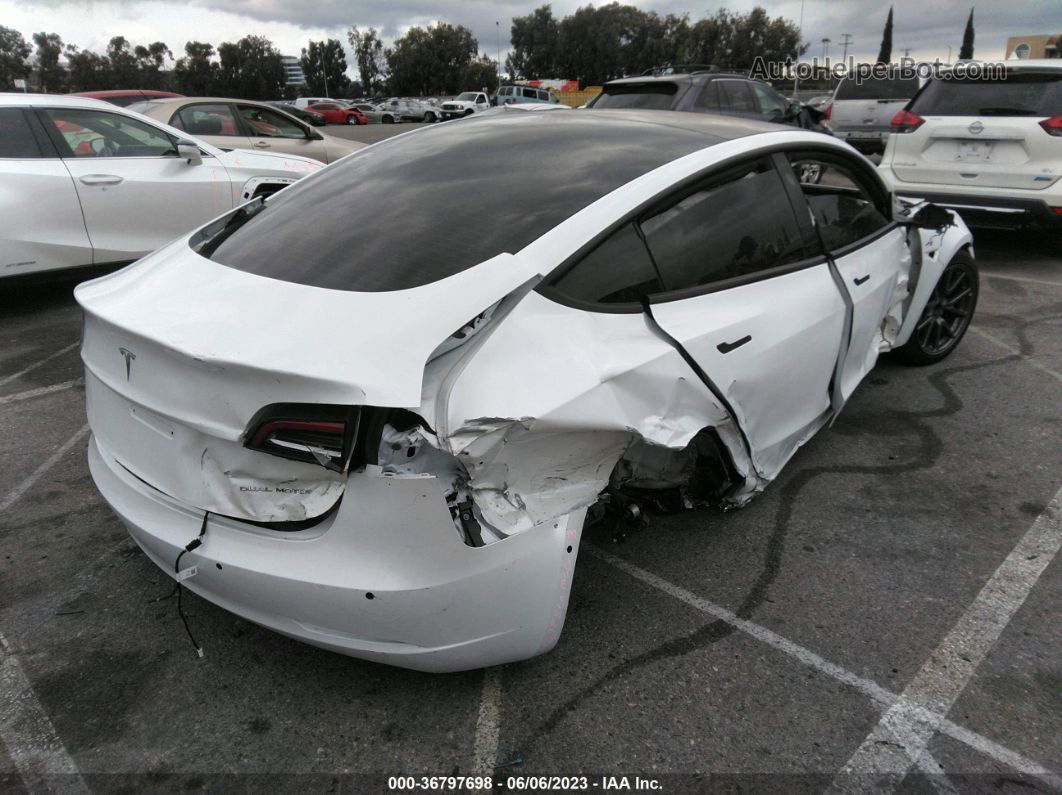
[281, 55, 306, 85]
[1005, 35, 1060, 59]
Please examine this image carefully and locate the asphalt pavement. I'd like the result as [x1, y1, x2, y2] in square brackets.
[0, 151, 1060, 792]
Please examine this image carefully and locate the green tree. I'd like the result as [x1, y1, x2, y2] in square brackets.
[508, 5, 560, 79]
[348, 26, 385, 95]
[106, 36, 138, 87]
[215, 36, 285, 99]
[877, 7, 893, 64]
[134, 41, 172, 89]
[688, 7, 804, 71]
[464, 54, 500, 94]
[300, 38, 349, 97]
[0, 26, 31, 90]
[33, 32, 66, 92]
[173, 41, 217, 95]
[64, 45, 109, 91]
[958, 8, 974, 60]
[386, 23, 481, 96]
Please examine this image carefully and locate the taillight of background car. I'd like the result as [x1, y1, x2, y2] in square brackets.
[823, 103, 832, 121]
[1038, 116, 1062, 137]
[890, 109, 924, 133]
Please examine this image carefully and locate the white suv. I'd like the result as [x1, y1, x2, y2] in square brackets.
[878, 60, 1062, 230]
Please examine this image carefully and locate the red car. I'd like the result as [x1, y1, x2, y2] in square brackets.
[305, 102, 367, 125]
[70, 89, 184, 108]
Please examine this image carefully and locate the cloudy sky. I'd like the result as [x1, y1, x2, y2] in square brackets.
[1, 0, 1056, 72]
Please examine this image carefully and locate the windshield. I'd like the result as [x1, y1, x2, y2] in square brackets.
[835, 76, 919, 100]
[455, 93, 480, 101]
[591, 83, 679, 110]
[206, 113, 723, 292]
[910, 72, 1062, 116]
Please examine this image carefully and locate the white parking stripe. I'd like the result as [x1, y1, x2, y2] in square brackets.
[0, 342, 79, 388]
[969, 327, 1062, 385]
[830, 485, 1062, 791]
[981, 272, 1062, 290]
[0, 379, 83, 407]
[0, 633, 88, 793]
[0, 425, 89, 515]
[472, 667, 503, 779]
[587, 543, 1062, 790]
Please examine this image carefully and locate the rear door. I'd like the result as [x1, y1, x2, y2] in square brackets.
[894, 69, 1062, 191]
[39, 106, 232, 263]
[235, 103, 324, 161]
[783, 150, 906, 402]
[638, 156, 846, 476]
[0, 107, 91, 275]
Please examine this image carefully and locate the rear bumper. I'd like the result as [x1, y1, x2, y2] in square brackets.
[832, 128, 890, 153]
[891, 191, 1062, 230]
[88, 434, 585, 672]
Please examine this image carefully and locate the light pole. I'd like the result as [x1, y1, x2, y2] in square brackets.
[792, 0, 805, 99]
[320, 45, 329, 98]
[496, 21, 501, 80]
[821, 37, 831, 62]
[947, 45, 952, 64]
[840, 33, 852, 64]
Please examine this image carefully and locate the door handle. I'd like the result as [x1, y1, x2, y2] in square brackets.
[79, 174, 123, 186]
[717, 335, 752, 354]
[252, 141, 270, 149]
[854, 274, 870, 286]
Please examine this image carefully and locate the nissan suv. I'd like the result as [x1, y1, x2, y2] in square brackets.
[878, 60, 1062, 229]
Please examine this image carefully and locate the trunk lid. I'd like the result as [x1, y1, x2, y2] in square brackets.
[77, 241, 538, 521]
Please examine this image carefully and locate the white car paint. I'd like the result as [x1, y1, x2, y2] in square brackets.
[0, 93, 321, 277]
[76, 118, 973, 671]
[440, 92, 491, 119]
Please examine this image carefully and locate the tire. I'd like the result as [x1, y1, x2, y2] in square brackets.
[463, 109, 473, 117]
[346, 115, 357, 125]
[382, 115, 394, 124]
[425, 111, 436, 123]
[895, 250, 978, 365]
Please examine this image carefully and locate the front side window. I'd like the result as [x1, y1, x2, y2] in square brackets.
[173, 104, 239, 137]
[785, 154, 890, 251]
[44, 108, 176, 158]
[238, 105, 305, 138]
[752, 83, 789, 119]
[718, 80, 756, 113]
[641, 158, 806, 292]
[549, 223, 663, 304]
[0, 108, 43, 158]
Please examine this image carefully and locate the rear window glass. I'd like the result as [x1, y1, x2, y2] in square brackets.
[910, 72, 1062, 116]
[206, 114, 722, 292]
[592, 83, 679, 110]
[836, 76, 919, 101]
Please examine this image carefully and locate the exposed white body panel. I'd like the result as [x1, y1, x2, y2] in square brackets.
[76, 121, 974, 670]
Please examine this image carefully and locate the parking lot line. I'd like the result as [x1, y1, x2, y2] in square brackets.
[0, 424, 89, 514]
[0, 341, 79, 388]
[0, 379, 83, 407]
[830, 484, 1062, 790]
[969, 327, 1062, 385]
[587, 544, 1062, 790]
[472, 667, 503, 779]
[980, 272, 1062, 290]
[0, 632, 88, 794]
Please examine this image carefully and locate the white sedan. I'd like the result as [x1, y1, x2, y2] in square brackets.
[76, 110, 977, 671]
[0, 94, 321, 280]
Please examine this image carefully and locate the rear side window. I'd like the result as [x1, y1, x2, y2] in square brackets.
[0, 109, 42, 158]
[910, 72, 1061, 116]
[752, 84, 789, 118]
[718, 81, 756, 113]
[693, 81, 722, 112]
[641, 158, 806, 291]
[173, 104, 239, 137]
[835, 76, 919, 101]
[785, 154, 890, 252]
[592, 83, 679, 110]
[550, 223, 663, 304]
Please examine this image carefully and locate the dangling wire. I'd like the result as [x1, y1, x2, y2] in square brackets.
[171, 510, 210, 658]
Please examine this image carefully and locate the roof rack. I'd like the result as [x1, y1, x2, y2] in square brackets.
[641, 64, 721, 77]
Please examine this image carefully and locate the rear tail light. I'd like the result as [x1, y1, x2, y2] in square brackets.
[824, 103, 832, 121]
[891, 109, 924, 133]
[245, 404, 359, 471]
[1039, 116, 1062, 136]
[1052, 207, 1062, 216]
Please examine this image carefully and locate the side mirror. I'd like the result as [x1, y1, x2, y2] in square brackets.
[307, 129, 324, 141]
[176, 139, 202, 166]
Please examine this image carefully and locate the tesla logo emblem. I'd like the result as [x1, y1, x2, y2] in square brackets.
[968, 121, 984, 135]
[118, 347, 136, 380]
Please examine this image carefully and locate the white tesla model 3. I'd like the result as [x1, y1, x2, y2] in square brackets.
[0, 94, 321, 280]
[76, 110, 977, 672]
